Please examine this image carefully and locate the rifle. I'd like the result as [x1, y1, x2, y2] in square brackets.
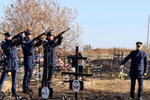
[32, 30, 52, 43]
[54, 28, 70, 39]
[12, 29, 30, 40]
[32, 32, 46, 42]
[11, 29, 31, 46]
[33, 28, 70, 42]
[31, 30, 53, 47]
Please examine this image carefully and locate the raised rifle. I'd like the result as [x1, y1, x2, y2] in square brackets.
[32, 32, 46, 42]
[11, 29, 31, 46]
[54, 28, 70, 40]
[44, 28, 71, 50]
[12, 29, 30, 40]
[32, 30, 52, 42]
[31, 30, 52, 47]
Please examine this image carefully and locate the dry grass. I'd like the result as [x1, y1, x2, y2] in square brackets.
[1, 73, 150, 100]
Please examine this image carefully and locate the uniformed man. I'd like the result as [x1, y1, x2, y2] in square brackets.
[21, 30, 44, 94]
[0, 32, 18, 97]
[120, 42, 149, 100]
[42, 32, 63, 89]
[20, 31, 35, 94]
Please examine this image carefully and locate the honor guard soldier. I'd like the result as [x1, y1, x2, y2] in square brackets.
[20, 30, 35, 94]
[120, 42, 149, 100]
[0, 32, 19, 97]
[20, 29, 44, 94]
[42, 31, 63, 89]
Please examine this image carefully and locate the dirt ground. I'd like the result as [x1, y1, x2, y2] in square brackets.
[2, 72, 150, 100]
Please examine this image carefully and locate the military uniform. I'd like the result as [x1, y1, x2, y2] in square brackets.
[42, 33, 63, 88]
[20, 32, 35, 92]
[0, 33, 18, 95]
[120, 42, 148, 100]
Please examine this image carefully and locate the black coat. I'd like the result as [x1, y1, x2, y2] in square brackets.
[1, 40, 18, 71]
[43, 36, 63, 67]
[21, 38, 35, 69]
[121, 50, 149, 78]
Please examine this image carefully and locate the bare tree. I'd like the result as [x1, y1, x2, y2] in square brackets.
[0, 0, 81, 55]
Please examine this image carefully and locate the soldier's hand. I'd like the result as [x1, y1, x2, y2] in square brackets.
[144, 73, 147, 76]
[119, 65, 124, 70]
[33, 41, 37, 45]
[27, 27, 32, 31]
[41, 35, 46, 40]
[60, 34, 63, 37]
[20, 33, 25, 37]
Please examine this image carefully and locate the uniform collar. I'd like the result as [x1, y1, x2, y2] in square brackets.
[46, 39, 53, 43]
[25, 38, 32, 42]
[136, 49, 143, 52]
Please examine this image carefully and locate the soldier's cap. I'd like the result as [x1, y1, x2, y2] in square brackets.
[25, 30, 32, 35]
[136, 42, 143, 46]
[46, 31, 53, 36]
[4, 32, 11, 37]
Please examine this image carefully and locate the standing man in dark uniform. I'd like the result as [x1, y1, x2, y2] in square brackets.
[20, 31, 35, 94]
[42, 32, 63, 89]
[120, 42, 149, 100]
[0, 32, 19, 97]
[20, 30, 44, 94]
